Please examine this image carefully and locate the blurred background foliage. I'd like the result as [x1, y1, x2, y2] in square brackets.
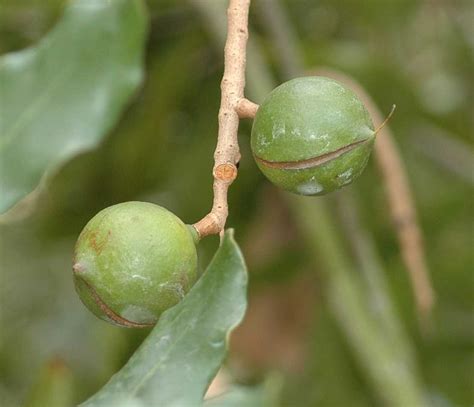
[0, 0, 473, 406]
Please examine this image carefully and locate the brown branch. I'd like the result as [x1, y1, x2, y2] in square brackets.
[314, 68, 435, 324]
[193, 0, 253, 238]
[236, 97, 259, 118]
[374, 122, 435, 323]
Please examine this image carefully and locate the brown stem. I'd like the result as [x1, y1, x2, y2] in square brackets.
[236, 97, 259, 118]
[374, 125, 435, 323]
[193, 0, 254, 238]
[314, 68, 435, 325]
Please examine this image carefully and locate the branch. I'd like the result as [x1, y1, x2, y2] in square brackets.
[236, 97, 259, 118]
[193, 0, 256, 238]
[314, 68, 435, 325]
[374, 118, 435, 324]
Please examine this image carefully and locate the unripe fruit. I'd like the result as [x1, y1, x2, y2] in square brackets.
[73, 201, 198, 328]
[251, 76, 375, 195]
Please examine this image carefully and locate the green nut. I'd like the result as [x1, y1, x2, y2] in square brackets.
[251, 76, 375, 195]
[73, 201, 199, 328]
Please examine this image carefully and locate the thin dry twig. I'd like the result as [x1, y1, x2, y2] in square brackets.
[193, 0, 256, 238]
[314, 68, 435, 324]
[374, 120, 435, 324]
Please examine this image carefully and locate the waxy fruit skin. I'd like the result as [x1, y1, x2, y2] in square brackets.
[73, 201, 198, 327]
[251, 76, 375, 195]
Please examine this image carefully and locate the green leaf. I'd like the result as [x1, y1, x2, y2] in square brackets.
[81, 229, 248, 407]
[0, 0, 147, 214]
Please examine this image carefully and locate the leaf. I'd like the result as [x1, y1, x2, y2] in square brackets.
[0, 0, 147, 214]
[81, 229, 248, 407]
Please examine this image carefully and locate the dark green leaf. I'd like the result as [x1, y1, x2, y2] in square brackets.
[0, 0, 147, 213]
[81, 229, 248, 407]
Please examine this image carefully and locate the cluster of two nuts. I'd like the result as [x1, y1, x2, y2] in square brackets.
[73, 76, 376, 327]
